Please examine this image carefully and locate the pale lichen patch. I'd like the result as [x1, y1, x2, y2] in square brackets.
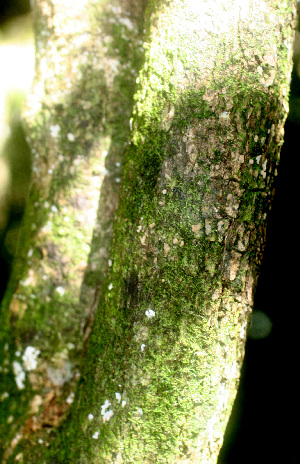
[205, 219, 212, 235]
[145, 309, 155, 319]
[22, 346, 40, 371]
[222, 250, 242, 281]
[140, 235, 147, 246]
[12, 361, 25, 390]
[163, 242, 171, 256]
[191, 223, 202, 233]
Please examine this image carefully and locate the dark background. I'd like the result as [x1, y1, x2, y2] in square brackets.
[0, 0, 30, 26]
[0, 2, 298, 462]
[218, 116, 299, 464]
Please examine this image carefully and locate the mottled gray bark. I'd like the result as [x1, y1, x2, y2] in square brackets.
[0, 0, 296, 463]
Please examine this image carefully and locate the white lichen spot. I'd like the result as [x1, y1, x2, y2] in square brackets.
[145, 309, 155, 319]
[27, 249, 33, 258]
[138, 408, 143, 415]
[101, 399, 111, 416]
[51, 205, 58, 213]
[102, 150, 108, 158]
[121, 400, 127, 407]
[141, 344, 146, 352]
[220, 111, 229, 119]
[56, 286, 65, 296]
[38, 438, 44, 444]
[41, 221, 52, 233]
[240, 322, 247, 339]
[164, 243, 170, 256]
[254, 134, 258, 142]
[115, 178, 121, 183]
[88, 413, 94, 421]
[162, 189, 167, 194]
[12, 361, 25, 390]
[103, 409, 114, 422]
[0, 392, 9, 401]
[22, 346, 40, 371]
[66, 392, 75, 404]
[119, 17, 135, 31]
[92, 432, 99, 439]
[115, 392, 121, 403]
[108, 283, 113, 290]
[50, 124, 60, 138]
[67, 133, 75, 141]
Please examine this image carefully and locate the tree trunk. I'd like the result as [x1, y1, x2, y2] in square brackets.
[0, 0, 296, 463]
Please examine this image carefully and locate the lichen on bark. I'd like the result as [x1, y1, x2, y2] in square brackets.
[0, 0, 146, 460]
[0, 0, 297, 463]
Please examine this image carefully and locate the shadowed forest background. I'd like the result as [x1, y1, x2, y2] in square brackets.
[0, 1, 298, 462]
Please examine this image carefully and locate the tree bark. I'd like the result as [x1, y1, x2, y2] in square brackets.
[0, 0, 296, 463]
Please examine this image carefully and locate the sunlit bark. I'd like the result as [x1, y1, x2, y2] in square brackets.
[0, 0, 296, 463]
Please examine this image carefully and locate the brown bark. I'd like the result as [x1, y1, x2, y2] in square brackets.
[0, 1, 297, 463]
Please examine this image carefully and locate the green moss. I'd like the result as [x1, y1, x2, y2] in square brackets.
[2, 0, 296, 461]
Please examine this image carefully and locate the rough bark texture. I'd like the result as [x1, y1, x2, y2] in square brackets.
[0, 0, 296, 463]
[0, 0, 146, 460]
